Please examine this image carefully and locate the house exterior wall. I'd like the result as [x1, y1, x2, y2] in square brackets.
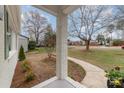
[0, 51, 18, 88]
[0, 5, 20, 88]
[19, 35, 28, 52]
[0, 6, 4, 64]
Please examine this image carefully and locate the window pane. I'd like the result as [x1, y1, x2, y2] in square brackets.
[4, 6, 9, 59]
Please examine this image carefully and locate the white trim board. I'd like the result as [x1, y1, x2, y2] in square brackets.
[32, 76, 58, 88]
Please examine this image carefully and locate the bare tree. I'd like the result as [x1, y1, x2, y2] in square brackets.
[44, 25, 56, 59]
[114, 6, 124, 40]
[116, 6, 124, 14]
[107, 24, 115, 46]
[23, 10, 48, 45]
[69, 6, 117, 51]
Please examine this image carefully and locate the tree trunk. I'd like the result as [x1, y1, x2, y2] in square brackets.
[36, 37, 39, 45]
[85, 40, 90, 51]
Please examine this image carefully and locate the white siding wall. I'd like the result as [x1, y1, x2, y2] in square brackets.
[0, 31, 18, 88]
[0, 6, 4, 66]
[0, 51, 18, 88]
[0, 6, 19, 88]
[0, 6, 6, 85]
[19, 36, 28, 52]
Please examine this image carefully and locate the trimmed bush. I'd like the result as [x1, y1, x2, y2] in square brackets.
[113, 39, 124, 46]
[25, 71, 35, 82]
[18, 46, 26, 61]
[21, 60, 35, 82]
[28, 41, 36, 50]
[21, 60, 31, 73]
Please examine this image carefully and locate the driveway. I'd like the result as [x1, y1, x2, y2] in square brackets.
[68, 57, 107, 88]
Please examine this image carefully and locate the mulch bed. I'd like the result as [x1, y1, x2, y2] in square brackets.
[11, 59, 56, 88]
[11, 53, 85, 88]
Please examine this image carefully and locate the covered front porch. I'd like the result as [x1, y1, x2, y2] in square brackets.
[30, 5, 84, 88]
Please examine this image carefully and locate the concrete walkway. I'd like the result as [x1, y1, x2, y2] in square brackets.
[68, 57, 107, 88]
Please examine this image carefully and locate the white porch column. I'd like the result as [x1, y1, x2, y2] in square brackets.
[56, 11, 68, 79]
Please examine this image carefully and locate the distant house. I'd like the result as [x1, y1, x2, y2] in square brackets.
[90, 40, 98, 46]
[68, 40, 84, 46]
[18, 35, 29, 52]
[68, 39, 98, 46]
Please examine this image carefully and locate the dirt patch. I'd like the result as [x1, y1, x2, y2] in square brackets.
[11, 52, 85, 88]
[68, 61, 86, 82]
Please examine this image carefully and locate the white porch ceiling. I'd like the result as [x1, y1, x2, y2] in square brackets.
[34, 5, 81, 16]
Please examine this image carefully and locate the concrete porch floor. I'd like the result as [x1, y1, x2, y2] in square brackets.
[43, 79, 74, 88]
[33, 77, 85, 88]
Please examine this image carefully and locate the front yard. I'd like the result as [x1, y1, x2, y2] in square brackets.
[11, 48, 85, 88]
[68, 46, 124, 72]
[11, 46, 124, 88]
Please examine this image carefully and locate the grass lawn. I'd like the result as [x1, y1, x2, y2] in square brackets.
[68, 47, 124, 72]
[28, 47, 47, 53]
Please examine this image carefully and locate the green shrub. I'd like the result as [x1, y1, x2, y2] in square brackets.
[18, 46, 26, 61]
[25, 71, 35, 82]
[21, 60, 35, 82]
[113, 39, 124, 46]
[106, 67, 124, 88]
[106, 70, 122, 80]
[21, 60, 31, 73]
[28, 41, 36, 50]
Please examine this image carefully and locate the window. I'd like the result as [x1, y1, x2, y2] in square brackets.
[4, 6, 12, 59]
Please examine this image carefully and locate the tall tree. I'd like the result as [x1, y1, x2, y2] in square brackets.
[69, 6, 117, 51]
[107, 24, 115, 46]
[96, 34, 105, 45]
[23, 10, 48, 45]
[107, 24, 115, 39]
[116, 19, 124, 40]
[44, 25, 56, 59]
[115, 6, 124, 40]
[116, 19, 124, 30]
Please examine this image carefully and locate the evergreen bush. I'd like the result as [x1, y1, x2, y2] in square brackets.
[28, 41, 36, 50]
[18, 46, 26, 61]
